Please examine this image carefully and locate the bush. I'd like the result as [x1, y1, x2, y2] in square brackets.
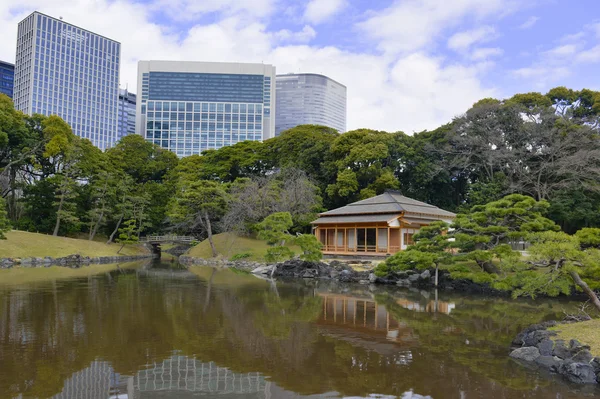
[231, 252, 252, 261]
[575, 228, 600, 249]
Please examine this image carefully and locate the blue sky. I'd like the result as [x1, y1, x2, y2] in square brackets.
[1, 0, 600, 133]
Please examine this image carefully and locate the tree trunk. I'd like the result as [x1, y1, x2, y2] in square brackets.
[204, 211, 218, 257]
[53, 194, 65, 237]
[477, 260, 500, 274]
[434, 265, 439, 287]
[107, 215, 123, 244]
[569, 270, 600, 313]
[89, 210, 104, 241]
[117, 243, 125, 254]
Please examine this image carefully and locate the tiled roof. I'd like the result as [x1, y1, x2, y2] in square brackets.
[318, 192, 456, 219]
[311, 214, 400, 225]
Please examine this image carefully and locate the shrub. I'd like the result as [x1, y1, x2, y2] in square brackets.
[230, 252, 252, 261]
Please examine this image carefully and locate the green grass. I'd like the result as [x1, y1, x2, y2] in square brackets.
[0, 230, 149, 258]
[550, 319, 600, 356]
[0, 261, 144, 286]
[187, 232, 300, 262]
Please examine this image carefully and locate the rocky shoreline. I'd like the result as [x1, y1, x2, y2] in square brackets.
[179, 256, 508, 295]
[510, 322, 600, 385]
[0, 254, 156, 269]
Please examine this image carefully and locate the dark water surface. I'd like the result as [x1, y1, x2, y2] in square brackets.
[1, 260, 599, 399]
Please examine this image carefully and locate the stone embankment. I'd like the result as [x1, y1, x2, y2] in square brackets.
[179, 256, 506, 294]
[0, 254, 155, 269]
[509, 322, 600, 385]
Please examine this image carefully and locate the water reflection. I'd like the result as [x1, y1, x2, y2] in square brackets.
[0, 262, 598, 399]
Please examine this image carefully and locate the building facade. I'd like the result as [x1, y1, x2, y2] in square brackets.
[136, 61, 276, 157]
[13, 12, 121, 150]
[275, 73, 346, 136]
[0, 61, 15, 98]
[117, 88, 136, 141]
[311, 191, 456, 257]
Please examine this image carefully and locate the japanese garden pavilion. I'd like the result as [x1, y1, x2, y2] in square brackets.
[311, 191, 456, 257]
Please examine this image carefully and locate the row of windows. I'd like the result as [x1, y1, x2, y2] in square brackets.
[146, 122, 262, 132]
[146, 101, 263, 114]
[147, 112, 262, 122]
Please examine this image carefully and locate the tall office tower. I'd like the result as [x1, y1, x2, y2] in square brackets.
[13, 12, 121, 150]
[275, 73, 346, 136]
[117, 89, 136, 142]
[0, 61, 15, 98]
[137, 61, 276, 157]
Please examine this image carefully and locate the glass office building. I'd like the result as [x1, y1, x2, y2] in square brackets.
[137, 61, 276, 157]
[117, 89, 136, 141]
[14, 12, 120, 150]
[0, 61, 15, 98]
[275, 73, 346, 136]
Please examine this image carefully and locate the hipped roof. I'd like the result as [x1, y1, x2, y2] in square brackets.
[311, 192, 456, 225]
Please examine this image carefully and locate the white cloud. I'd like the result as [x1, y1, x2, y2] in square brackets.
[0, 0, 498, 135]
[518, 16, 539, 29]
[448, 26, 496, 52]
[357, 0, 520, 54]
[575, 45, 600, 63]
[470, 47, 504, 60]
[542, 44, 579, 58]
[304, 0, 347, 24]
[274, 25, 317, 44]
[149, 0, 277, 22]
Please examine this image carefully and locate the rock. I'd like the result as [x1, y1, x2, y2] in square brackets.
[251, 266, 272, 275]
[420, 270, 431, 280]
[553, 340, 571, 360]
[369, 273, 377, 283]
[408, 274, 420, 282]
[591, 357, 600, 374]
[510, 347, 541, 362]
[537, 339, 554, 357]
[558, 361, 598, 384]
[302, 269, 318, 279]
[535, 355, 561, 372]
[396, 271, 409, 279]
[358, 280, 370, 284]
[396, 279, 411, 287]
[523, 330, 557, 347]
[569, 339, 590, 351]
[571, 349, 594, 364]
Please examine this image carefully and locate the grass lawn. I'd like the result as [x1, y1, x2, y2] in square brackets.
[0, 230, 149, 258]
[187, 232, 300, 262]
[550, 319, 600, 356]
[0, 261, 144, 286]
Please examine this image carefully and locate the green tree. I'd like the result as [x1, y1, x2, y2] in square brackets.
[452, 194, 558, 273]
[509, 231, 600, 312]
[294, 234, 323, 262]
[116, 219, 139, 254]
[0, 195, 11, 239]
[575, 228, 600, 249]
[168, 180, 228, 257]
[375, 221, 452, 286]
[257, 212, 295, 263]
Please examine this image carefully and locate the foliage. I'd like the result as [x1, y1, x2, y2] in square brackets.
[116, 219, 139, 253]
[257, 212, 293, 245]
[230, 252, 253, 261]
[264, 246, 295, 263]
[575, 227, 600, 248]
[0, 196, 11, 239]
[293, 234, 323, 261]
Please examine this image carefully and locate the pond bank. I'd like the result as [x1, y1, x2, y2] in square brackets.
[178, 256, 508, 296]
[0, 254, 156, 269]
[510, 321, 600, 385]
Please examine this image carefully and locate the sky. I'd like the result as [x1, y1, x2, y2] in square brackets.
[1, 0, 600, 134]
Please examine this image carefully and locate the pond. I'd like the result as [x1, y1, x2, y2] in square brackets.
[0, 259, 598, 399]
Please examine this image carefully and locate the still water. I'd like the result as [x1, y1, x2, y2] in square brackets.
[0, 260, 599, 399]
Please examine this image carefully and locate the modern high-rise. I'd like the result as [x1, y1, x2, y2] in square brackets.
[13, 12, 121, 150]
[136, 61, 276, 157]
[117, 89, 136, 141]
[275, 73, 346, 136]
[0, 61, 15, 98]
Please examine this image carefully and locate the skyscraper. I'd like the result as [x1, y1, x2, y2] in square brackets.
[136, 61, 276, 157]
[275, 73, 346, 136]
[0, 61, 15, 98]
[13, 12, 121, 150]
[117, 89, 136, 142]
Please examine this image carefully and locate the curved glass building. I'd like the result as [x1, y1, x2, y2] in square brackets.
[275, 73, 346, 136]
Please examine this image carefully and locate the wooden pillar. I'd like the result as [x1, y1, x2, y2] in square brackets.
[387, 227, 391, 253]
[335, 227, 338, 252]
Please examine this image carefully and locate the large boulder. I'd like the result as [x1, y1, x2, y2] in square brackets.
[534, 356, 562, 372]
[553, 340, 571, 360]
[510, 347, 541, 362]
[420, 270, 431, 280]
[558, 361, 598, 384]
[537, 339, 554, 357]
[523, 330, 557, 347]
